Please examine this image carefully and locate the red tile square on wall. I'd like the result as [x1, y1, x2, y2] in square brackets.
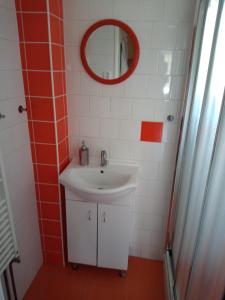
[52, 45, 63, 70]
[39, 184, 60, 203]
[37, 165, 58, 184]
[28, 71, 52, 97]
[22, 13, 49, 42]
[33, 121, 56, 144]
[41, 203, 60, 220]
[55, 97, 65, 120]
[35, 144, 57, 164]
[57, 118, 67, 143]
[140, 121, 163, 143]
[44, 236, 62, 252]
[50, 15, 61, 44]
[30, 98, 54, 121]
[49, 0, 63, 18]
[53, 72, 64, 96]
[42, 220, 61, 236]
[20, 0, 47, 12]
[25, 43, 50, 70]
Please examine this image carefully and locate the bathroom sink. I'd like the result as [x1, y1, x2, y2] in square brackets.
[59, 161, 138, 203]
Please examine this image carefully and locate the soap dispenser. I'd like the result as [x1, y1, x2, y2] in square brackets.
[79, 140, 89, 166]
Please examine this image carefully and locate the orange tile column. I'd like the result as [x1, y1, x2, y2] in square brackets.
[15, 0, 69, 266]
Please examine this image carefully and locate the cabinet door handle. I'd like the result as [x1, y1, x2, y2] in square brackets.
[88, 210, 91, 221]
[103, 212, 106, 223]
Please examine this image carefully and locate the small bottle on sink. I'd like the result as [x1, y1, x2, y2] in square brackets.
[79, 140, 89, 166]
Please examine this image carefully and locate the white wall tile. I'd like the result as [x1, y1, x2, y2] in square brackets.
[66, 71, 81, 95]
[64, 0, 89, 20]
[165, 0, 196, 22]
[110, 139, 133, 160]
[113, 0, 141, 20]
[110, 97, 132, 119]
[132, 99, 156, 121]
[152, 23, 177, 49]
[138, 161, 160, 180]
[139, 0, 165, 21]
[89, 0, 113, 20]
[148, 75, 171, 100]
[100, 119, 120, 139]
[90, 96, 110, 118]
[68, 114, 80, 137]
[68, 94, 90, 116]
[80, 72, 102, 96]
[119, 120, 141, 141]
[124, 75, 149, 98]
[170, 75, 186, 100]
[176, 23, 193, 50]
[65, 46, 83, 71]
[79, 117, 100, 137]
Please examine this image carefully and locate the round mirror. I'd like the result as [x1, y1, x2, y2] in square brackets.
[80, 19, 140, 85]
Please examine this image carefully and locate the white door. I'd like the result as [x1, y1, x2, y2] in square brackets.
[66, 200, 97, 266]
[98, 204, 131, 270]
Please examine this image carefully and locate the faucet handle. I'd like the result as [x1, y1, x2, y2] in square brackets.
[100, 150, 107, 166]
[101, 150, 107, 157]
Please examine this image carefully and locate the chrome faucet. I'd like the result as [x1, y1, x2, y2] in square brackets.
[100, 150, 107, 167]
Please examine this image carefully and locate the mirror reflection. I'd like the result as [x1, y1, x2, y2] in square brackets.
[85, 25, 135, 80]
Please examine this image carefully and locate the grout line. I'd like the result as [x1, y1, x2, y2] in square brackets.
[27, 94, 67, 99]
[16, 10, 63, 21]
[22, 69, 65, 72]
[20, 41, 64, 47]
[33, 163, 58, 167]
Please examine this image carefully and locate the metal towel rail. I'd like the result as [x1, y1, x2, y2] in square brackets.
[0, 149, 19, 275]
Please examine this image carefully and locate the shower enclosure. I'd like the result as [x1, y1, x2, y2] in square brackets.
[165, 0, 225, 299]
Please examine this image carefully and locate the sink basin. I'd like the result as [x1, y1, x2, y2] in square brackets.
[59, 161, 138, 203]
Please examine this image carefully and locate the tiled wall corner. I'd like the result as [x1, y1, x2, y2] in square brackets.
[15, 0, 69, 266]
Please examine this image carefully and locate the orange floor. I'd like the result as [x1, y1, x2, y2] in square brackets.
[24, 257, 165, 300]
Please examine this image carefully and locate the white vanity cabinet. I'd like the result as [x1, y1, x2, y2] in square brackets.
[66, 200, 97, 266]
[98, 204, 131, 270]
[66, 195, 131, 271]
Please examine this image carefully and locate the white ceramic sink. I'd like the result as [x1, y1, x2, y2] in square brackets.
[59, 161, 138, 202]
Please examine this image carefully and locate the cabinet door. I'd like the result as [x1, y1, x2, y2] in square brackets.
[66, 200, 97, 266]
[98, 204, 131, 270]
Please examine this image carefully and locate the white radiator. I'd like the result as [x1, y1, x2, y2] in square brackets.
[0, 149, 18, 275]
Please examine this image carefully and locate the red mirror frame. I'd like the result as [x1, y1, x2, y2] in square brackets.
[80, 19, 140, 85]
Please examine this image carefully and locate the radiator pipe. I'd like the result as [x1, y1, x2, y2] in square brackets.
[9, 256, 20, 300]
[3, 270, 11, 300]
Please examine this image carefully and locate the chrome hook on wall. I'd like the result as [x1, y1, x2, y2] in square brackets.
[18, 105, 27, 113]
[167, 115, 175, 122]
[0, 113, 5, 119]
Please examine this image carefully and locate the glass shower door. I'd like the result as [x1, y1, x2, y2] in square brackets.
[166, 0, 225, 299]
